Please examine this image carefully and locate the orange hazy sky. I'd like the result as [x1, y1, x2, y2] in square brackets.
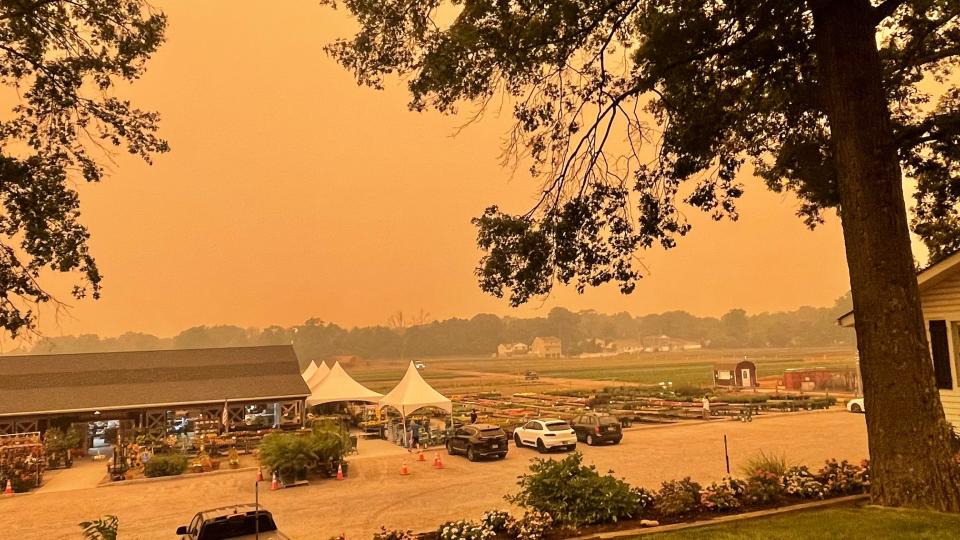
[17, 1, 896, 338]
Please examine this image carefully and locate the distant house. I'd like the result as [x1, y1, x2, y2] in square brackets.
[838, 250, 960, 428]
[531, 337, 562, 358]
[714, 359, 758, 388]
[611, 339, 645, 354]
[496, 343, 529, 358]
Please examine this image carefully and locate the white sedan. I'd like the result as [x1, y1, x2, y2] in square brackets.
[513, 418, 577, 453]
[847, 398, 865, 413]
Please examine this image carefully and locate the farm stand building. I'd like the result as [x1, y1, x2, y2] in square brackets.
[0, 345, 310, 439]
[839, 250, 960, 428]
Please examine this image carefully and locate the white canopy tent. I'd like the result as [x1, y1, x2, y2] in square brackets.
[305, 361, 382, 406]
[379, 361, 453, 417]
[303, 361, 331, 392]
[301, 360, 320, 383]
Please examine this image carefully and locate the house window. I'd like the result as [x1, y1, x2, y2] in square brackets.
[929, 320, 953, 390]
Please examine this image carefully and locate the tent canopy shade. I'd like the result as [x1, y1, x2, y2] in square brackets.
[379, 361, 452, 417]
[303, 361, 331, 392]
[305, 361, 382, 406]
[301, 360, 320, 383]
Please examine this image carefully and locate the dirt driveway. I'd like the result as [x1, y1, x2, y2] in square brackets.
[5, 411, 867, 539]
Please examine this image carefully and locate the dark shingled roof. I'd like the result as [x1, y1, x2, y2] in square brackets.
[0, 345, 310, 417]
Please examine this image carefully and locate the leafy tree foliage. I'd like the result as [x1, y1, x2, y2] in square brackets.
[0, 1, 167, 336]
[21, 298, 853, 358]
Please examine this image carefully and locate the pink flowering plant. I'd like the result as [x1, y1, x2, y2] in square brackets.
[700, 477, 744, 512]
[782, 465, 827, 499]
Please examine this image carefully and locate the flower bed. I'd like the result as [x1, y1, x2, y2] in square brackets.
[376, 452, 872, 540]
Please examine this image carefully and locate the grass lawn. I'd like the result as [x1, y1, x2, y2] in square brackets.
[635, 506, 960, 539]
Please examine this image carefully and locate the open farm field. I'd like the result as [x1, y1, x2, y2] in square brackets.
[342, 347, 859, 395]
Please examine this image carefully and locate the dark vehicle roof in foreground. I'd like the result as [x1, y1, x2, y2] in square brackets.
[466, 423, 504, 431]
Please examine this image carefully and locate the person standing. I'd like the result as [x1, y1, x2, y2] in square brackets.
[701, 396, 711, 420]
[469, 409, 478, 424]
[410, 421, 421, 450]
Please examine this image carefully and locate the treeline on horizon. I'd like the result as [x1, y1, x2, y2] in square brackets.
[10, 294, 855, 361]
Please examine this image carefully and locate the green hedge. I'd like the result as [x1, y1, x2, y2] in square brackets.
[144, 454, 188, 477]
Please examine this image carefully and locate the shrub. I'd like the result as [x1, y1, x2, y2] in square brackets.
[480, 510, 512, 534]
[700, 477, 744, 512]
[144, 454, 187, 478]
[739, 450, 791, 478]
[258, 433, 318, 481]
[505, 452, 642, 527]
[437, 519, 494, 540]
[79, 515, 119, 540]
[373, 526, 414, 540]
[743, 470, 785, 505]
[816, 459, 867, 495]
[782, 465, 827, 499]
[633, 487, 656, 512]
[655, 477, 702, 517]
[507, 511, 553, 540]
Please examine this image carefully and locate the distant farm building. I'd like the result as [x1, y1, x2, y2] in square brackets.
[641, 335, 702, 352]
[496, 343, 529, 358]
[611, 339, 645, 354]
[530, 337, 562, 358]
[783, 367, 858, 391]
[714, 360, 758, 388]
[839, 250, 960, 428]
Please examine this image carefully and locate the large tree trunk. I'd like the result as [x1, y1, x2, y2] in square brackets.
[810, 0, 960, 510]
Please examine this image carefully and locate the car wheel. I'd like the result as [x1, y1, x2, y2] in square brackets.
[586, 434, 594, 446]
[851, 403, 862, 413]
[536, 439, 547, 453]
[446, 442, 455, 455]
[514, 433, 523, 447]
[467, 446, 477, 462]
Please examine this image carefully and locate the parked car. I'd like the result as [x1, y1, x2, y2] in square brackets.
[847, 398, 865, 413]
[570, 413, 623, 445]
[415, 361, 426, 369]
[513, 418, 576, 453]
[446, 423, 508, 461]
[177, 505, 289, 540]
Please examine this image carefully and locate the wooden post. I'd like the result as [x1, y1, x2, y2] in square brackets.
[723, 434, 730, 475]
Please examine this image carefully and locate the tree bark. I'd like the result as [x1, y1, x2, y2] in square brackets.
[810, 0, 960, 510]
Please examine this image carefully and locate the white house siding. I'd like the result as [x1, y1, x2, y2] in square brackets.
[920, 270, 960, 429]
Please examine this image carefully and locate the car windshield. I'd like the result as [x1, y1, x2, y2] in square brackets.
[599, 417, 619, 425]
[198, 514, 277, 540]
[546, 422, 571, 431]
[479, 428, 504, 437]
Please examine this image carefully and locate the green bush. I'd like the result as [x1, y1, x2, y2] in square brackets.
[743, 470, 786, 505]
[143, 454, 187, 478]
[505, 452, 642, 527]
[258, 433, 317, 482]
[79, 515, 119, 540]
[655, 477, 702, 517]
[700, 477, 744, 512]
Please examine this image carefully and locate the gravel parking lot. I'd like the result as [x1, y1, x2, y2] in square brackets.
[5, 411, 867, 539]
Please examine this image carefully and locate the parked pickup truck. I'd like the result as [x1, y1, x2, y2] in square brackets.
[177, 505, 290, 540]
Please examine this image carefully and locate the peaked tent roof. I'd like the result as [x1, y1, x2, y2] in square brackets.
[303, 361, 330, 391]
[379, 361, 452, 417]
[305, 361, 381, 406]
[301, 360, 320, 382]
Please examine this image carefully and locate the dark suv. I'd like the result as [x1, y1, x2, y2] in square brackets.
[571, 413, 623, 445]
[446, 423, 509, 461]
[177, 505, 289, 540]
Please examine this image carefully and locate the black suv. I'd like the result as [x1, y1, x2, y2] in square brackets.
[446, 423, 508, 461]
[570, 413, 623, 445]
[176, 505, 289, 540]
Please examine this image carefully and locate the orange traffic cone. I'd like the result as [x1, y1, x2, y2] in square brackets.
[400, 461, 410, 476]
[3, 479, 12, 495]
[256, 467, 264, 482]
[336, 463, 344, 481]
[270, 472, 281, 490]
[417, 448, 425, 462]
[434, 453, 444, 470]
[433, 452, 440, 467]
